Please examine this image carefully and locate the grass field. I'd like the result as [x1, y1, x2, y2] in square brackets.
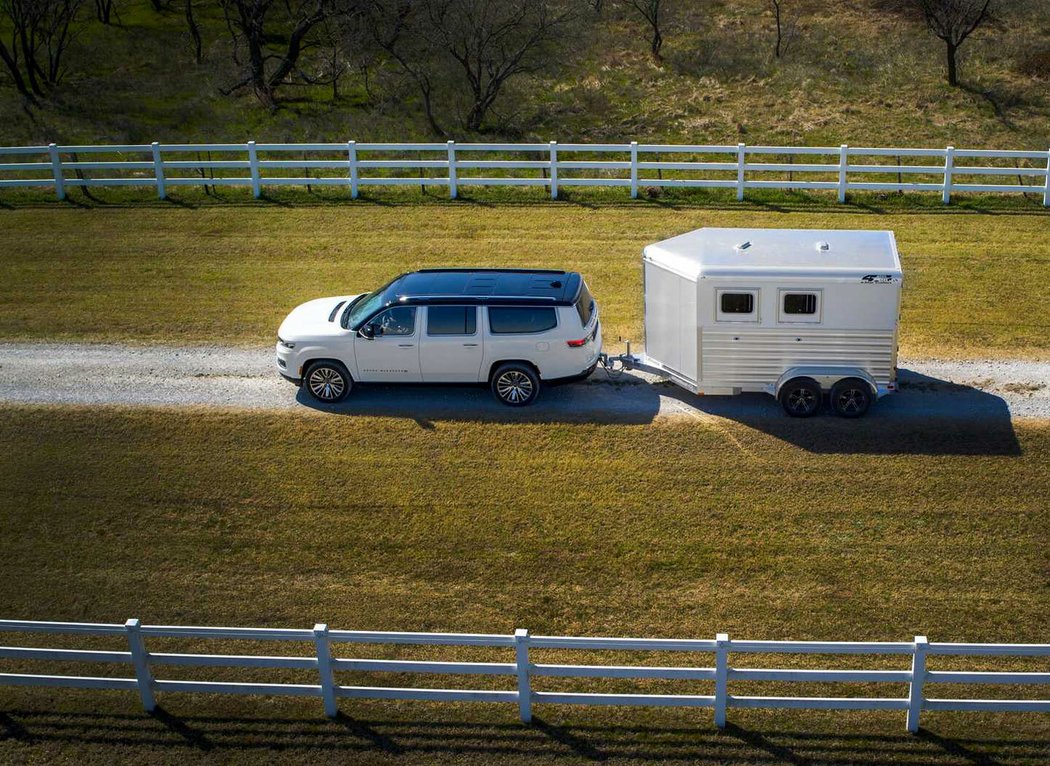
[1, 194, 1049, 359]
[0, 198, 1048, 763]
[0, 406, 1048, 764]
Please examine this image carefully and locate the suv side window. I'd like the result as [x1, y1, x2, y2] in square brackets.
[427, 306, 477, 335]
[370, 306, 416, 336]
[488, 306, 558, 334]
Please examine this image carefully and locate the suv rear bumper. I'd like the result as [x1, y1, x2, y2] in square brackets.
[547, 358, 599, 385]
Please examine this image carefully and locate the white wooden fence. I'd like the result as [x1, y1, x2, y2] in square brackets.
[0, 619, 1047, 732]
[0, 141, 1048, 205]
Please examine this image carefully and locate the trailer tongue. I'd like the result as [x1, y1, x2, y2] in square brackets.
[599, 227, 904, 418]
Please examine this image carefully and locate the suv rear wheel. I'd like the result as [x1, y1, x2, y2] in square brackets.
[304, 361, 352, 403]
[491, 363, 540, 407]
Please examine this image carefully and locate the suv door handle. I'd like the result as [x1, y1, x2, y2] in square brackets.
[463, 343, 478, 347]
[398, 343, 415, 348]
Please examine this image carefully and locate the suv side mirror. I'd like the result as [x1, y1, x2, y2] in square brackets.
[358, 324, 376, 340]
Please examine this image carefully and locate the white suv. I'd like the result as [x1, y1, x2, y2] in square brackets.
[276, 268, 601, 406]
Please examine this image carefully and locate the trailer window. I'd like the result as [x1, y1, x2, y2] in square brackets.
[720, 293, 754, 314]
[783, 293, 817, 315]
[778, 289, 822, 323]
[488, 307, 558, 334]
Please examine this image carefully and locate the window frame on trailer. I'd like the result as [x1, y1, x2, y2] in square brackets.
[715, 288, 761, 323]
[777, 288, 823, 324]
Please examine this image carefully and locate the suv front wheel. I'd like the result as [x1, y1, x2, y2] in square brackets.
[491, 363, 540, 407]
[304, 361, 352, 403]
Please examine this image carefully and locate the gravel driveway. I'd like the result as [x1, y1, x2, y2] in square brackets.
[0, 342, 1048, 422]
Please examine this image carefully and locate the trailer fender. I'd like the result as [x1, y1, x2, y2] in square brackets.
[773, 367, 880, 399]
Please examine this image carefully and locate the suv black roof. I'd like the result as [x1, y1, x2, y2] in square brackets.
[382, 268, 583, 306]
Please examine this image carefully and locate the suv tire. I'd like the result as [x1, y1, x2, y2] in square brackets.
[491, 363, 540, 407]
[779, 377, 822, 418]
[304, 361, 352, 403]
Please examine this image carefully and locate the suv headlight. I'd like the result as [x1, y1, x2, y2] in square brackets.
[278, 337, 296, 349]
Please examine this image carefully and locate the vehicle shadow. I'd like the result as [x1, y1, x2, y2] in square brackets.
[0, 707, 1046, 764]
[295, 375, 665, 426]
[295, 368, 1021, 456]
[658, 368, 1021, 456]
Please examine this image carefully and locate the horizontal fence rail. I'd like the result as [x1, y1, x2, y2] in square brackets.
[0, 620, 1048, 732]
[0, 141, 1048, 205]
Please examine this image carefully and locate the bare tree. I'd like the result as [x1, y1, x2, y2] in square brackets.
[185, 0, 202, 63]
[624, 0, 662, 62]
[771, 0, 782, 57]
[916, 0, 994, 86]
[94, 0, 115, 23]
[369, 0, 572, 135]
[0, 0, 86, 100]
[220, 0, 331, 108]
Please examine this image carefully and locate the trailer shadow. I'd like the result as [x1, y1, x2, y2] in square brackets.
[295, 368, 1021, 455]
[659, 368, 1022, 456]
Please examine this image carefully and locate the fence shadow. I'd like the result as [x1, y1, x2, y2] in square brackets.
[0, 708, 1046, 764]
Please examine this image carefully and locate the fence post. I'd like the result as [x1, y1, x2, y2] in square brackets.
[314, 623, 338, 718]
[47, 143, 65, 201]
[838, 144, 849, 204]
[714, 632, 729, 728]
[151, 142, 167, 200]
[942, 146, 954, 205]
[1043, 148, 1050, 208]
[907, 635, 928, 733]
[447, 140, 458, 200]
[630, 141, 639, 199]
[735, 144, 746, 202]
[247, 140, 261, 199]
[549, 141, 558, 200]
[348, 141, 359, 200]
[125, 618, 156, 712]
[515, 628, 532, 723]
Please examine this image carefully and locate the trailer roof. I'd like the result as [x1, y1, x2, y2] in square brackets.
[643, 228, 902, 279]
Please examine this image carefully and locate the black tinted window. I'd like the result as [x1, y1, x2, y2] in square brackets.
[575, 281, 595, 326]
[488, 307, 557, 334]
[370, 306, 416, 336]
[784, 293, 818, 315]
[427, 306, 477, 335]
[720, 293, 754, 314]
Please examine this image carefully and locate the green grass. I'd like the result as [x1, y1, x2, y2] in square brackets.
[0, 406, 1048, 763]
[1, 194, 1048, 359]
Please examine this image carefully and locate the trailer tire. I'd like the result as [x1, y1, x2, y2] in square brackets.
[830, 378, 873, 418]
[491, 363, 540, 407]
[779, 377, 822, 418]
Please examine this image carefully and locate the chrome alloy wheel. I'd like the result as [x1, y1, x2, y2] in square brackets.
[307, 366, 347, 401]
[495, 370, 534, 404]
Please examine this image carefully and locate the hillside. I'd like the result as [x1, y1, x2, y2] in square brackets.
[1, 0, 1049, 149]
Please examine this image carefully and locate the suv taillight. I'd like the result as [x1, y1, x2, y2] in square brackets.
[566, 337, 589, 348]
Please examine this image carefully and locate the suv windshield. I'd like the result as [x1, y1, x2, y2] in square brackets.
[343, 277, 398, 329]
[574, 280, 595, 326]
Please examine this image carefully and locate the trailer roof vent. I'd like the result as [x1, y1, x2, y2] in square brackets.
[816, 240, 831, 252]
[734, 240, 752, 252]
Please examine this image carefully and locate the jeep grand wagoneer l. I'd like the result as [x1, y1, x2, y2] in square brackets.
[277, 269, 601, 406]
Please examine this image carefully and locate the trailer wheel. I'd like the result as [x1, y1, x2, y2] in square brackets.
[830, 378, 872, 418]
[779, 377, 822, 418]
[491, 363, 540, 406]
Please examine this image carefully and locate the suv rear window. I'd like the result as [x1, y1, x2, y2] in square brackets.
[488, 307, 557, 334]
[427, 306, 477, 335]
[574, 281, 595, 326]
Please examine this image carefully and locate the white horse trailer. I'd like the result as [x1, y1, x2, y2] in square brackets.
[608, 228, 903, 417]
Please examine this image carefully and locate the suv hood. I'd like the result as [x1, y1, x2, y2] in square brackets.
[278, 294, 362, 339]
